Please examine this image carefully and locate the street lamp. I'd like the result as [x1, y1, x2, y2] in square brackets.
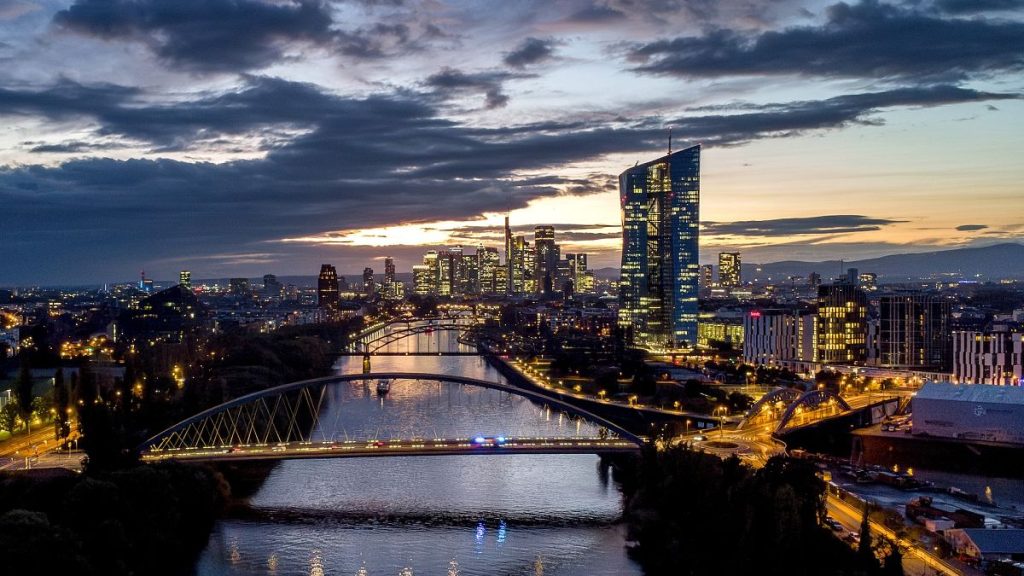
[715, 405, 727, 438]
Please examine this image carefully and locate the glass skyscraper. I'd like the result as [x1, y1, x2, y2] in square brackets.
[618, 145, 700, 350]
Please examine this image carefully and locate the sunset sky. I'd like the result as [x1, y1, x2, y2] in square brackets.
[1, 0, 1022, 284]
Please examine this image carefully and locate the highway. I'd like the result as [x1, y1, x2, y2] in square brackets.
[140, 436, 641, 463]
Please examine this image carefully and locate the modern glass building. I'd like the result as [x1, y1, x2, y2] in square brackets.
[618, 145, 700, 350]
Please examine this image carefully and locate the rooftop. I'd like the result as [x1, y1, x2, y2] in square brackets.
[916, 382, 1024, 405]
[958, 529, 1024, 554]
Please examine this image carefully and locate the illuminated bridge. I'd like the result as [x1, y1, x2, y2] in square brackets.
[738, 386, 852, 434]
[137, 372, 644, 463]
[343, 317, 483, 364]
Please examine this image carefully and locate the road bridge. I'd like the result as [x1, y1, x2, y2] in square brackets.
[137, 372, 645, 463]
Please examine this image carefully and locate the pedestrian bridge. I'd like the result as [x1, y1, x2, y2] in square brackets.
[137, 372, 645, 463]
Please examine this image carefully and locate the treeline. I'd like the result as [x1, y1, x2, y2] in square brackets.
[0, 463, 227, 575]
[619, 445, 897, 576]
[78, 327, 339, 469]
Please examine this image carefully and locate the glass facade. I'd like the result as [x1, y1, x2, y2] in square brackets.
[618, 145, 700, 350]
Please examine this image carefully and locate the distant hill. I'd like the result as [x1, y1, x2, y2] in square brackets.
[593, 243, 1024, 282]
[748, 243, 1024, 281]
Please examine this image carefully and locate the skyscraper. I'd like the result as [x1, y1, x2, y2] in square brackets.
[179, 270, 191, 289]
[534, 225, 557, 294]
[699, 264, 713, 288]
[384, 257, 396, 285]
[618, 144, 700, 350]
[478, 247, 500, 294]
[318, 264, 339, 309]
[718, 252, 741, 288]
[363, 267, 375, 296]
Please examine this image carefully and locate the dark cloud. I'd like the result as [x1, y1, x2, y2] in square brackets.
[424, 68, 523, 109]
[504, 37, 557, 69]
[934, 0, 1024, 14]
[663, 85, 1019, 147]
[54, 0, 336, 73]
[566, 4, 626, 23]
[0, 76, 1015, 283]
[703, 215, 907, 237]
[956, 224, 989, 231]
[629, 0, 1024, 81]
[26, 140, 124, 153]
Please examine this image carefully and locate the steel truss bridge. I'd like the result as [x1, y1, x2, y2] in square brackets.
[738, 387, 852, 434]
[346, 317, 482, 357]
[137, 372, 644, 463]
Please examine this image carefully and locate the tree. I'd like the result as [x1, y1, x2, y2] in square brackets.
[15, 360, 33, 434]
[882, 542, 904, 576]
[858, 506, 878, 569]
[0, 403, 19, 434]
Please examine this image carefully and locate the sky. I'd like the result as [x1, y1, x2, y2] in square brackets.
[0, 0, 1022, 284]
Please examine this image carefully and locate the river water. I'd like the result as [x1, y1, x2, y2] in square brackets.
[195, 329, 642, 576]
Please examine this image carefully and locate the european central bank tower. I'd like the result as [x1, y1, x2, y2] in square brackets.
[618, 145, 700, 350]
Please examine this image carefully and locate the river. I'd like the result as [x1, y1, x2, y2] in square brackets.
[195, 328, 643, 576]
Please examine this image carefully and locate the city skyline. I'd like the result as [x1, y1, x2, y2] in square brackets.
[2, 0, 1023, 284]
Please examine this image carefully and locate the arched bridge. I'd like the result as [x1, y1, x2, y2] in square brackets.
[345, 317, 481, 356]
[739, 386, 851, 434]
[137, 372, 644, 463]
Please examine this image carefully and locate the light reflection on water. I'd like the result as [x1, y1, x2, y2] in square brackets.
[195, 340, 642, 576]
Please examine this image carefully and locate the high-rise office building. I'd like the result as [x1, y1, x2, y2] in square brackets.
[504, 216, 513, 295]
[566, 253, 591, 295]
[878, 293, 951, 369]
[699, 264, 713, 288]
[318, 265, 339, 309]
[363, 267, 375, 296]
[618, 145, 700, 350]
[179, 270, 191, 289]
[412, 264, 433, 295]
[478, 247, 500, 294]
[534, 226, 558, 294]
[718, 252, 741, 288]
[815, 282, 868, 363]
[859, 272, 877, 291]
[384, 258, 395, 285]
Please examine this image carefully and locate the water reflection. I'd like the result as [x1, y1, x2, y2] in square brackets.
[195, 345, 641, 576]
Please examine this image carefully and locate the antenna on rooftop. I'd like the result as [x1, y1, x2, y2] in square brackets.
[668, 127, 673, 155]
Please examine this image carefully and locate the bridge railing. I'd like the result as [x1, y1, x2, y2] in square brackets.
[137, 372, 647, 458]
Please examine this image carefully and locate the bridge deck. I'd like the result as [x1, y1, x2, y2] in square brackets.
[141, 437, 639, 462]
[334, 351, 480, 356]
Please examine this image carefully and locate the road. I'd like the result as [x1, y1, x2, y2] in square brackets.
[0, 422, 79, 471]
[826, 491, 981, 576]
[141, 436, 640, 463]
[508, 359, 736, 424]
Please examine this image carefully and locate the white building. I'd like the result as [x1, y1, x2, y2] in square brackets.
[952, 329, 1023, 385]
[913, 382, 1024, 445]
[742, 309, 815, 367]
